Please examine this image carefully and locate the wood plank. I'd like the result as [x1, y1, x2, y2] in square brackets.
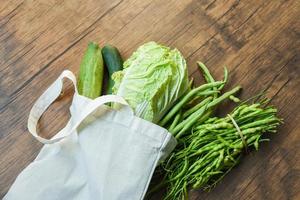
[0, 0, 122, 107]
[0, 0, 299, 199]
[0, 0, 195, 195]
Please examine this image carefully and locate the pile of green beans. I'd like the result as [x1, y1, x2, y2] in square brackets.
[159, 62, 241, 139]
[161, 103, 281, 200]
[151, 62, 281, 200]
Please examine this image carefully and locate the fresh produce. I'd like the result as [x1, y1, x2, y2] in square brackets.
[78, 42, 104, 99]
[159, 62, 240, 139]
[160, 102, 281, 199]
[112, 42, 189, 123]
[81, 41, 281, 199]
[101, 44, 123, 94]
[145, 62, 280, 199]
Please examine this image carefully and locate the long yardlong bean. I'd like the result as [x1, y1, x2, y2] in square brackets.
[159, 81, 224, 126]
[161, 103, 280, 200]
[148, 61, 281, 200]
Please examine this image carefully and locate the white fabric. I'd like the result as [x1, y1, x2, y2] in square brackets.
[4, 70, 176, 200]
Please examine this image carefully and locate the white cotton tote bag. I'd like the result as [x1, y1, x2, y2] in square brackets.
[4, 70, 176, 200]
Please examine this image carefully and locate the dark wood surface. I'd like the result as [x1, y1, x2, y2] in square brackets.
[0, 0, 299, 199]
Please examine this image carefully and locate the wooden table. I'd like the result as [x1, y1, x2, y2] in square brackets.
[0, 0, 299, 199]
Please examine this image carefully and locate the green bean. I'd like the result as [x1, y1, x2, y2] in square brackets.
[208, 86, 241, 108]
[176, 108, 208, 138]
[183, 180, 188, 200]
[219, 67, 228, 90]
[188, 142, 220, 158]
[183, 97, 213, 118]
[196, 110, 214, 125]
[197, 62, 216, 83]
[240, 118, 279, 129]
[246, 134, 261, 144]
[229, 95, 240, 102]
[159, 81, 224, 126]
[204, 117, 218, 124]
[217, 135, 235, 148]
[197, 90, 220, 96]
[169, 111, 182, 131]
[235, 110, 264, 123]
[188, 153, 218, 176]
[216, 149, 225, 168]
[197, 62, 218, 99]
[202, 122, 233, 130]
[168, 157, 189, 181]
[231, 104, 248, 118]
[172, 98, 211, 135]
[239, 103, 260, 115]
[254, 135, 261, 150]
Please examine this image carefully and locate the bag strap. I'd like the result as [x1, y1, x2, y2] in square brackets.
[28, 70, 132, 144]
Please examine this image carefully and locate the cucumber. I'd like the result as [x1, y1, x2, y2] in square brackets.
[101, 44, 123, 94]
[78, 42, 104, 99]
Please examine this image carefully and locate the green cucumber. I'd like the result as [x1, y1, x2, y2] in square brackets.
[78, 42, 104, 99]
[101, 44, 123, 94]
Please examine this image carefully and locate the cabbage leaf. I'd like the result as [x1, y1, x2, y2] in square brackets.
[112, 42, 189, 123]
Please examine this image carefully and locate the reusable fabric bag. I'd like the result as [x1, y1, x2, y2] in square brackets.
[4, 70, 176, 200]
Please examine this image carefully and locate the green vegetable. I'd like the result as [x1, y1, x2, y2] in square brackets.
[101, 44, 123, 94]
[78, 42, 104, 99]
[159, 81, 224, 127]
[159, 62, 241, 138]
[144, 61, 280, 200]
[112, 41, 189, 123]
[105, 42, 280, 199]
[161, 103, 281, 200]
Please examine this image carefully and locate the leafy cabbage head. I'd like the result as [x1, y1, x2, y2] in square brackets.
[112, 42, 189, 123]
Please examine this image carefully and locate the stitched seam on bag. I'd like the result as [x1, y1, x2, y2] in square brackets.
[139, 129, 169, 200]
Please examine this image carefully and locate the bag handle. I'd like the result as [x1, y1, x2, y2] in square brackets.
[28, 70, 132, 144]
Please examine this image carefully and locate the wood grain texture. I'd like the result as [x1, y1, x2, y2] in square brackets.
[0, 0, 299, 199]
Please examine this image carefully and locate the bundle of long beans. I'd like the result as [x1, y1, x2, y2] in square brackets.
[151, 62, 281, 200]
[161, 102, 281, 199]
